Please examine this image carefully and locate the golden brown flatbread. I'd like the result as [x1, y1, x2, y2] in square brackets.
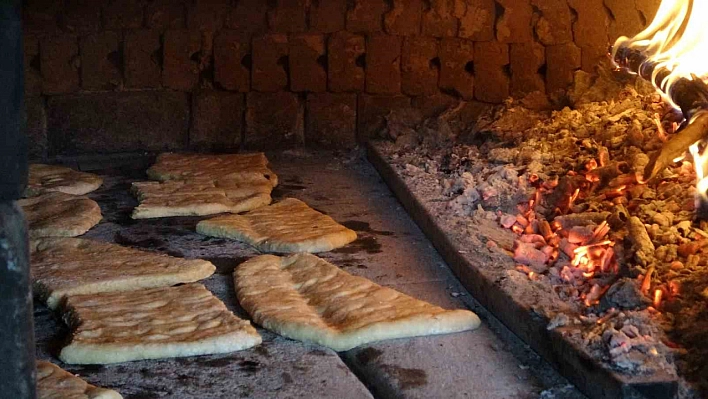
[59, 283, 262, 364]
[234, 254, 481, 351]
[31, 238, 216, 309]
[196, 198, 357, 253]
[131, 179, 272, 219]
[146, 152, 278, 187]
[26, 164, 103, 197]
[37, 360, 122, 399]
[19, 192, 102, 238]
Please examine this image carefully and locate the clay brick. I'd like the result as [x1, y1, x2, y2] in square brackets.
[25, 97, 47, 161]
[421, 0, 458, 37]
[24, 35, 42, 97]
[411, 93, 458, 119]
[567, 0, 608, 72]
[384, 0, 423, 36]
[268, 0, 308, 33]
[495, 0, 533, 43]
[245, 92, 303, 149]
[401, 37, 439, 96]
[458, 0, 495, 41]
[346, 0, 388, 33]
[310, 0, 347, 33]
[80, 32, 122, 91]
[289, 34, 327, 92]
[474, 41, 510, 103]
[604, 0, 645, 42]
[224, 0, 268, 34]
[252, 34, 289, 92]
[23, 0, 61, 34]
[190, 91, 243, 151]
[328, 32, 365, 92]
[47, 92, 189, 155]
[40, 35, 80, 95]
[306, 93, 357, 148]
[438, 38, 474, 100]
[146, 0, 186, 29]
[636, 0, 661, 24]
[162, 30, 201, 90]
[546, 42, 581, 94]
[366, 34, 401, 94]
[530, 0, 572, 45]
[213, 31, 250, 92]
[187, 0, 228, 31]
[357, 94, 411, 140]
[510, 42, 545, 97]
[103, 0, 143, 30]
[61, 0, 103, 33]
[125, 30, 162, 89]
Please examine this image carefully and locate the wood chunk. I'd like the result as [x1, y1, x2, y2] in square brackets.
[59, 283, 261, 364]
[131, 179, 272, 219]
[146, 152, 278, 187]
[196, 198, 357, 253]
[26, 164, 103, 197]
[31, 238, 216, 309]
[234, 254, 481, 351]
[19, 192, 102, 238]
[37, 360, 122, 399]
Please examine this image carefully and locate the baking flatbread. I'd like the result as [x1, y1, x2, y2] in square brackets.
[31, 238, 216, 309]
[37, 360, 122, 399]
[26, 164, 103, 197]
[234, 253, 481, 351]
[131, 179, 272, 219]
[59, 283, 262, 364]
[196, 198, 357, 253]
[147, 152, 278, 187]
[19, 192, 102, 238]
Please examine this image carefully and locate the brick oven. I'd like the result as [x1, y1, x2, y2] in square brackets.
[11, 0, 708, 398]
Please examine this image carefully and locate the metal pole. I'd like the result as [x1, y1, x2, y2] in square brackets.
[0, 0, 35, 398]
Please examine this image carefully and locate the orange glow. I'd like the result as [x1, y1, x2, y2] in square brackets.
[654, 289, 663, 308]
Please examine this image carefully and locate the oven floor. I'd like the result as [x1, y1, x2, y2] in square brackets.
[33, 150, 584, 399]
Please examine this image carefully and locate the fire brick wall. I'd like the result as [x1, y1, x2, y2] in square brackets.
[23, 0, 661, 159]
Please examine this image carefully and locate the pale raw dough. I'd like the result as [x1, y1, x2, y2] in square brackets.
[19, 192, 102, 238]
[59, 283, 262, 364]
[234, 253, 481, 351]
[31, 238, 216, 309]
[26, 164, 103, 197]
[196, 198, 357, 253]
[146, 152, 278, 187]
[131, 179, 272, 219]
[37, 360, 122, 399]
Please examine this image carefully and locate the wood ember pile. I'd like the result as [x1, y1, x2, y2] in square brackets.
[379, 66, 708, 395]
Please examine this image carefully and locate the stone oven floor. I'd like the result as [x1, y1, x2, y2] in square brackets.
[33, 150, 583, 399]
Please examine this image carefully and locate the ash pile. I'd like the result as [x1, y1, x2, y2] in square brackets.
[376, 65, 708, 397]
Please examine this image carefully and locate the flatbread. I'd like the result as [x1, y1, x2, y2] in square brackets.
[19, 192, 102, 238]
[146, 152, 278, 187]
[37, 360, 122, 399]
[196, 198, 357, 253]
[59, 283, 262, 364]
[26, 164, 103, 197]
[31, 238, 216, 309]
[234, 253, 481, 351]
[131, 179, 272, 219]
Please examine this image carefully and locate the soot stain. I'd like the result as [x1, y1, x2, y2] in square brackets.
[198, 357, 234, 368]
[341, 220, 395, 236]
[115, 232, 165, 249]
[254, 345, 271, 358]
[73, 364, 105, 376]
[126, 392, 161, 399]
[205, 257, 249, 275]
[281, 372, 294, 384]
[355, 347, 383, 365]
[381, 365, 428, 390]
[332, 236, 382, 254]
[239, 360, 261, 372]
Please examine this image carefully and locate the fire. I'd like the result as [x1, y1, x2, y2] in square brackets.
[612, 0, 708, 110]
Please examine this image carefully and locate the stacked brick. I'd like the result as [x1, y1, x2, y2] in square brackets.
[23, 0, 659, 157]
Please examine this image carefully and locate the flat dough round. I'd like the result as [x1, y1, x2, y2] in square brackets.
[37, 360, 122, 399]
[26, 164, 103, 197]
[234, 253, 481, 351]
[147, 152, 278, 187]
[19, 192, 102, 239]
